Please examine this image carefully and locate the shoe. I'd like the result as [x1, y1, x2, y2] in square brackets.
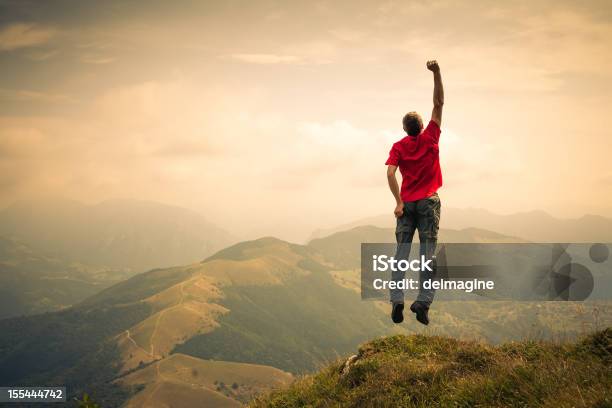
[410, 301, 430, 325]
[391, 302, 404, 324]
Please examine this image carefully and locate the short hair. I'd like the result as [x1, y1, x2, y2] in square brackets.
[402, 112, 423, 136]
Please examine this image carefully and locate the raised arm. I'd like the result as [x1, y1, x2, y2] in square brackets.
[427, 60, 443, 126]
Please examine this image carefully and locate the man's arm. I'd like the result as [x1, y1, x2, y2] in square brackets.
[387, 165, 404, 217]
[427, 60, 444, 126]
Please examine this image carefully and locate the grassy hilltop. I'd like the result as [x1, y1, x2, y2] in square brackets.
[251, 328, 611, 408]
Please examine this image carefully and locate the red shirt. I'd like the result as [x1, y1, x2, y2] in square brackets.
[385, 120, 442, 202]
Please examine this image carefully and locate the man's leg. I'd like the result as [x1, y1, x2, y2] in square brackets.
[390, 202, 416, 323]
[410, 193, 441, 325]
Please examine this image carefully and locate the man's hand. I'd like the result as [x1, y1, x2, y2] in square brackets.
[387, 165, 403, 217]
[394, 202, 404, 218]
[426, 60, 440, 73]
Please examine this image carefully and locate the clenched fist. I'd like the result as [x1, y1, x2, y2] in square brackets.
[426, 60, 440, 73]
[394, 202, 404, 218]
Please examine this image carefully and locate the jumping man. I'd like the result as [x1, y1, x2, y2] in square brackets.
[385, 60, 444, 325]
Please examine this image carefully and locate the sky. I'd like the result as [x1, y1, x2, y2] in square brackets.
[0, 0, 611, 242]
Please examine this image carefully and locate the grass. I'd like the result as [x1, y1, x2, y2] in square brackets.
[250, 328, 611, 408]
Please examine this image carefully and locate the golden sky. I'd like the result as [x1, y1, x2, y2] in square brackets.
[1, 0, 611, 241]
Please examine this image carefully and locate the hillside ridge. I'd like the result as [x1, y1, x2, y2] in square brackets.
[251, 328, 612, 407]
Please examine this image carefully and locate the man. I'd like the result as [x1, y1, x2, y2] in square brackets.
[385, 60, 444, 325]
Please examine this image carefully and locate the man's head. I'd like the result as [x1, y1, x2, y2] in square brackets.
[402, 112, 423, 136]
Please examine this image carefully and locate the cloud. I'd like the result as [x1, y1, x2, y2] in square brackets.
[439, 127, 522, 186]
[0, 124, 48, 158]
[0, 1, 610, 235]
[600, 175, 612, 187]
[262, 119, 395, 189]
[226, 43, 336, 65]
[0, 88, 74, 103]
[0, 23, 57, 51]
[328, 28, 365, 42]
[26, 49, 59, 61]
[80, 55, 116, 64]
[226, 53, 300, 64]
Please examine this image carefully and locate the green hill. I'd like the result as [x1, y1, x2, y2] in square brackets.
[251, 328, 612, 408]
[0, 236, 129, 318]
[0, 236, 397, 406]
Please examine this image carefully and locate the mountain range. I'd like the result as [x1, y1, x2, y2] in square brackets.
[310, 208, 612, 243]
[1, 225, 609, 407]
[1, 199, 610, 407]
[0, 198, 236, 273]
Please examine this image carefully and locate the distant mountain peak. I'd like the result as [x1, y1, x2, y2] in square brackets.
[0, 197, 236, 272]
[310, 207, 612, 243]
[204, 236, 292, 262]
